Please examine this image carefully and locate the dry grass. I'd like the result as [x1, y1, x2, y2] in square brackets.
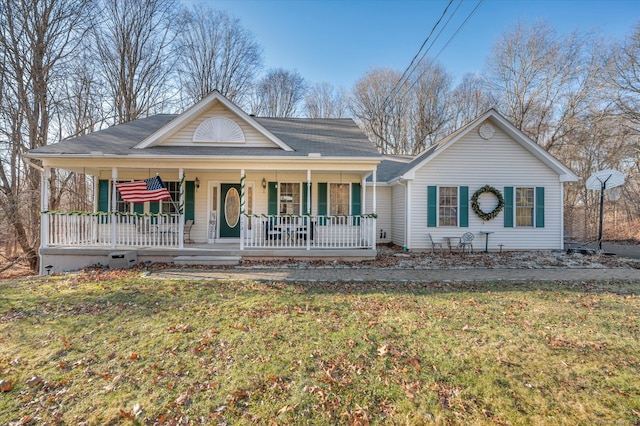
[1, 269, 639, 425]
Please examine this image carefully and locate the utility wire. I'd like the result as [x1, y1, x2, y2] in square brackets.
[394, 0, 485, 103]
[382, 0, 455, 111]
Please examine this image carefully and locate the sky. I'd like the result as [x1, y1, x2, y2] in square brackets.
[193, 0, 639, 89]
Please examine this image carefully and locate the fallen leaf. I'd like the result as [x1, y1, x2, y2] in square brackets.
[120, 409, 135, 419]
[130, 352, 139, 361]
[0, 379, 14, 392]
[25, 376, 43, 388]
[175, 392, 190, 406]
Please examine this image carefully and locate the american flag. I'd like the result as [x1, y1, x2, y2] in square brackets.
[115, 176, 172, 203]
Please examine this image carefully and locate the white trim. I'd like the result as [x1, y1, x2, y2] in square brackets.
[134, 91, 294, 151]
[207, 181, 220, 243]
[400, 110, 579, 183]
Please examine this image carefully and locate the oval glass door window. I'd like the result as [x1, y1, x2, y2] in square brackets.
[225, 188, 240, 228]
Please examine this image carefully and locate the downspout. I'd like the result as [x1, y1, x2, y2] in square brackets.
[560, 181, 564, 250]
[405, 179, 411, 251]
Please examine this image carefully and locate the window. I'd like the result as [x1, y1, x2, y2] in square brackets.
[330, 183, 350, 215]
[114, 188, 131, 213]
[438, 186, 458, 226]
[515, 187, 534, 226]
[279, 182, 300, 215]
[160, 181, 181, 214]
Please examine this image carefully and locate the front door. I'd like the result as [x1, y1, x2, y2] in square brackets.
[219, 183, 242, 238]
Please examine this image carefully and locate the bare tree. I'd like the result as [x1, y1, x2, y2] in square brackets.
[304, 82, 349, 118]
[350, 67, 411, 155]
[250, 68, 307, 117]
[408, 61, 454, 153]
[485, 20, 594, 151]
[92, 0, 179, 124]
[176, 5, 263, 107]
[0, 0, 91, 269]
[450, 73, 495, 129]
[612, 21, 640, 133]
[351, 62, 454, 155]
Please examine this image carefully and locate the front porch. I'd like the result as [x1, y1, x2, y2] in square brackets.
[40, 212, 377, 273]
[40, 241, 377, 274]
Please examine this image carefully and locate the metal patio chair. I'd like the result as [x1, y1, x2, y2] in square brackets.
[428, 233, 444, 254]
[458, 232, 474, 253]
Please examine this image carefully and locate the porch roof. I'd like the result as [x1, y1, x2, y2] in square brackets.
[26, 115, 382, 160]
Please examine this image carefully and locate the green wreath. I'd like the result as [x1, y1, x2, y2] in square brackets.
[471, 185, 504, 222]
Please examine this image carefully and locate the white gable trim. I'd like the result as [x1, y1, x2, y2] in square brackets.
[399, 109, 579, 183]
[134, 91, 294, 151]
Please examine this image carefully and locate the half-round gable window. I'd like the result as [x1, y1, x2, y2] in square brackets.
[193, 117, 245, 143]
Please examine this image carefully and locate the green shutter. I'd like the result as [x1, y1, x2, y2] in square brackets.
[185, 181, 195, 222]
[504, 186, 514, 228]
[427, 186, 437, 227]
[459, 186, 469, 228]
[317, 183, 327, 225]
[302, 182, 312, 214]
[149, 200, 159, 224]
[267, 182, 278, 215]
[98, 180, 109, 212]
[351, 182, 361, 225]
[535, 187, 545, 228]
[133, 202, 144, 215]
[317, 183, 327, 216]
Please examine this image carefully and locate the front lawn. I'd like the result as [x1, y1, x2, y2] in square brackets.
[1, 270, 639, 425]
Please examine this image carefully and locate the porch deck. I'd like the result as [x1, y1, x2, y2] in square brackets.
[39, 242, 377, 274]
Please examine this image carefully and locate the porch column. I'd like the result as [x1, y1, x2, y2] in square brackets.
[361, 175, 366, 215]
[41, 166, 50, 248]
[372, 169, 377, 215]
[111, 167, 117, 249]
[307, 170, 311, 250]
[179, 169, 184, 249]
[372, 169, 377, 251]
[240, 169, 245, 250]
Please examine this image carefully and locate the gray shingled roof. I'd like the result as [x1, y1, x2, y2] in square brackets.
[27, 115, 381, 159]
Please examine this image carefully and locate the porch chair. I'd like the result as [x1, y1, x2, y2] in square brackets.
[428, 233, 444, 254]
[458, 232, 474, 254]
[264, 217, 281, 240]
[184, 219, 194, 243]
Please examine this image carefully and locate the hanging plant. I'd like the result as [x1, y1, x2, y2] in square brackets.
[471, 185, 505, 222]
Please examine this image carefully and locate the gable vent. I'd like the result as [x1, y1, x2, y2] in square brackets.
[193, 117, 245, 143]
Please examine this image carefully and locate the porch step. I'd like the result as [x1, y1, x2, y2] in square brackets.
[173, 255, 241, 266]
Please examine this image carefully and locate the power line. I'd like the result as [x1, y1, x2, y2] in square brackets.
[394, 0, 485, 104]
[382, 0, 456, 111]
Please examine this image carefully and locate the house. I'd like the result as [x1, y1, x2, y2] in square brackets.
[26, 91, 383, 274]
[370, 109, 579, 253]
[25, 92, 578, 274]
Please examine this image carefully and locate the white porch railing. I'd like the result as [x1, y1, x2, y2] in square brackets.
[242, 214, 376, 249]
[43, 212, 181, 247]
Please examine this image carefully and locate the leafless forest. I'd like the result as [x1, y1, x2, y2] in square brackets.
[1, 0, 639, 271]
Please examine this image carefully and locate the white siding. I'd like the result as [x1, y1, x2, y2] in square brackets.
[391, 184, 406, 248]
[366, 185, 392, 244]
[406, 121, 563, 251]
[191, 171, 364, 243]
